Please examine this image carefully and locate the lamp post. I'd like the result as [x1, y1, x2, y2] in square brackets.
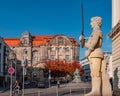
[9, 52, 16, 96]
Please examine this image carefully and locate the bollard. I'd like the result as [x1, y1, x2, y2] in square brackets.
[56, 86, 58, 96]
[84, 87, 86, 95]
[38, 90, 40, 96]
[70, 87, 71, 96]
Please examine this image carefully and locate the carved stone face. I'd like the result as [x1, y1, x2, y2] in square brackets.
[90, 21, 96, 28]
[90, 16, 102, 28]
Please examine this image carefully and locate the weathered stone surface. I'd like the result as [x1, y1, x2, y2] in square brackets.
[80, 16, 112, 96]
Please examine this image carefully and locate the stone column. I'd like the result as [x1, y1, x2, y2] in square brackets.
[112, 0, 120, 27]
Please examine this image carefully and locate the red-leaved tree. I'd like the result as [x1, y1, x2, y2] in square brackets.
[45, 59, 83, 77]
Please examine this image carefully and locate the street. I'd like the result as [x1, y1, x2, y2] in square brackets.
[0, 82, 91, 96]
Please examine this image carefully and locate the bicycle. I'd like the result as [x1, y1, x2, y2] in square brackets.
[12, 87, 22, 96]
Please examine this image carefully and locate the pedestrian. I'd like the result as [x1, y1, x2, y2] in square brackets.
[19, 82, 22, 91]
[57, 80, 60, 88]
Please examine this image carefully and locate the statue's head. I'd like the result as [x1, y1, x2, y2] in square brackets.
[90, 16, 102, 28]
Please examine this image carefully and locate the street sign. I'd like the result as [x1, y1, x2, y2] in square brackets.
[8, 67, 15, 74]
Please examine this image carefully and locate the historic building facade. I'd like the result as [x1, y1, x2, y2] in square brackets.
[3, 31, 79, 81]
[109, 21, 120, 95]
[108, 0, 120, 95]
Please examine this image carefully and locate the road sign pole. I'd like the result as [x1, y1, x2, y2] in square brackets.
[10, 74, 12, 96]
[8, 67, 15, 96]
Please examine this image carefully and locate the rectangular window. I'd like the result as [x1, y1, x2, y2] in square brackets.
[50, 47, 54, 52]
[58, 47, 62, 53]
[65, 47, 69, 52]
[50, 55, 55, 60]
[32, 57, 38, 62]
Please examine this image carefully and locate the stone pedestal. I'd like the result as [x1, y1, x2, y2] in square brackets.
[72, 75, 81, 83]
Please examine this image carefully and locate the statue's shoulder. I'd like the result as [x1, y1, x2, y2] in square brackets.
[92, 30, 102, 38]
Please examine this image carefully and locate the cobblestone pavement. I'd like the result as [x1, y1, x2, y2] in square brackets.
[0, 82, 91, 96]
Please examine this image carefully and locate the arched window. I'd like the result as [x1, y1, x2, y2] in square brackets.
[65, 47, 69, 52]
[23, 49, 27, 54]
[32, 50, 38, 56]
[58, 37, 63, 44]
[32, 50, 38, 62]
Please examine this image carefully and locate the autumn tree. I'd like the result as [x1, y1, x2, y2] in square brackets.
[45, 59, 83, 77]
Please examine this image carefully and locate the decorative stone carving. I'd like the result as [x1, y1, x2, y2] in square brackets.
[79, 16, 112, 96]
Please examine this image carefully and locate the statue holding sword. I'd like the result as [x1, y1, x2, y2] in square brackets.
[79, 5, 112, 96]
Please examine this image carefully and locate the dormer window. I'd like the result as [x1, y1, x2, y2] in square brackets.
[58, 37, 63, 44]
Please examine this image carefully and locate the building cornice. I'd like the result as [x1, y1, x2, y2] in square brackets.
[108, 20, 120, 38]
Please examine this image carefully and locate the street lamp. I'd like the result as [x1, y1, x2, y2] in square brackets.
[9, 52, 16, 96]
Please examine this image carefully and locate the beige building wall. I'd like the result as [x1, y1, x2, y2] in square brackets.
[109, 1, 120, 95]
[109, 21, 120, 95]
[4, 32, 79, 81]
[47, 35, 79, 62]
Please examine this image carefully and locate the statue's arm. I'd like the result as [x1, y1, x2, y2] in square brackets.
[85, 33, 100, 57]
[85, 41, 90, 48]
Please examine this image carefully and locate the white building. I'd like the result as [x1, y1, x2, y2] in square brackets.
[108, 0, 120, 95]
[80, 57, 90, 81]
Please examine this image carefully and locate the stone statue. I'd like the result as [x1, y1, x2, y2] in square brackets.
[79, 16, 112, 96]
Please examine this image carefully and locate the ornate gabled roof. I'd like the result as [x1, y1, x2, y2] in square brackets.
[3, 34, 79, 47]
[32, 36, 53, 46]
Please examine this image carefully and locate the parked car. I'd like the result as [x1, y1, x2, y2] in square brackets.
[37, 81, 45, 88]
[24, 81, 30, 85]
[24, 81, 31, 88]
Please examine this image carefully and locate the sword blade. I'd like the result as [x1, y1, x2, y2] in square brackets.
[81, 4, 84, 36]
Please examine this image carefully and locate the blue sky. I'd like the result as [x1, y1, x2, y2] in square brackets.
[0, 0, 112, 58]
